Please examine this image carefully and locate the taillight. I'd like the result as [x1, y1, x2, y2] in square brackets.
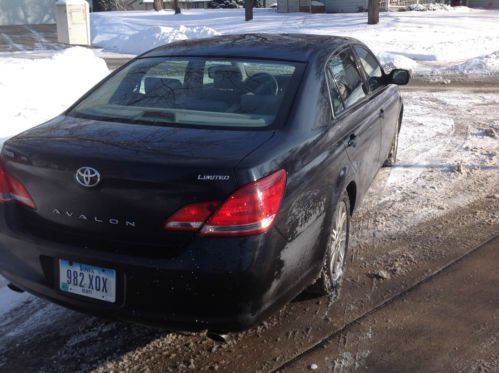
[202, 169, 286, 236]
[0, 163, 11, 203]
[0, 162, 36, 209]
[164, 201, 220, 231]
[164, 170, 287, 236]
[7, 174, 36, 209]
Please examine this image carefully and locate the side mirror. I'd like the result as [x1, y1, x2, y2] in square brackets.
[388, 69, 411, 85]
[362, 82, 369, 94]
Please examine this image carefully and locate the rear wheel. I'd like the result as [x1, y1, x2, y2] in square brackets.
[309, 191, 350, 297]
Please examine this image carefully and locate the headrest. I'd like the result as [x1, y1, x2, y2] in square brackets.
[144, 77, 182, 94]
[208, 65, 243, 90]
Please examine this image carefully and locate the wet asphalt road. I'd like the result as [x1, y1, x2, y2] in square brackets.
[284, 236, 499, 372]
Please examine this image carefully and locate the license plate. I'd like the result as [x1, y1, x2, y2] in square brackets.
[59, 260, 116, 303]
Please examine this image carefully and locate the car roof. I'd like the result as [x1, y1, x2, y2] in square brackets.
[140, 33, 356, 63]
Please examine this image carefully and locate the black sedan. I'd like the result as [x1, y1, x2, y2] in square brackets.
[0, 34, 409, 333]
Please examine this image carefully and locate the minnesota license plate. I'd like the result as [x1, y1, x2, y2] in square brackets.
[59, 260, 116, 303]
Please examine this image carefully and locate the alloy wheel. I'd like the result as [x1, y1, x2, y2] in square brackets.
[329, 200, 348, 285]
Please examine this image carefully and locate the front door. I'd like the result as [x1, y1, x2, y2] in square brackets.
[353, 45, 400, 163]
[326, 47, 382, 196]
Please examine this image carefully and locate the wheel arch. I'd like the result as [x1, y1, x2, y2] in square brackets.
[346, 181, 357, 216]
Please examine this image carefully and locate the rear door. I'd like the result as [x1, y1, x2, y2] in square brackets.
[326, 47, 381, 195]
[353, 44, 400, 163]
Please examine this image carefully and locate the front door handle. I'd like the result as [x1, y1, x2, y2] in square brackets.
[379, 108, 385, 119]
[347, 134, 357, 148]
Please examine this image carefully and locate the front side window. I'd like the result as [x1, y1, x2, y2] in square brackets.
[327, 49, 366, 110]
[69, 57, 303, 129]
[354, 45, 384, 91]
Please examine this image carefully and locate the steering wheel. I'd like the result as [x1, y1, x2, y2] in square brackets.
[245, 73, 279, 96]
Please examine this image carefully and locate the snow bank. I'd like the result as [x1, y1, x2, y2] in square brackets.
[0, 47, 109, 144]
[409, 3, 453, 11]
[90, 9, 499, 77]
[439, 51, 499, 76]
[96, 25, 220, 55]
[377, 52, 419, 72]
[0, 286, 31, 316]
[0, 48, 108, 322]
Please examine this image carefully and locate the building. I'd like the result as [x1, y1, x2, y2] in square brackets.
[466, 0, 499, 8]
[0, 0, 55, 26]
[278, 0, 325, 12]
[0, 0, 93, 26]
[135, 0, 211, 9]
[323, 0, 366, 12]
[0, 0, 214, 26]
[278, 0, 499, 13]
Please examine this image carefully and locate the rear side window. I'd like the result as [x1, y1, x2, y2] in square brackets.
[69, 57, 303, 129]
[354, 45, 384, 91]
[326, 71, 345, 116]
[327, 49, 366, 110]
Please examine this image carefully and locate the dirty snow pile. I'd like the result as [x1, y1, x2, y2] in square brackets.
[439, 51, 499, 76]
[0, 279, 31, 316]
[0, 47, 109, 145]
[90, 8, 499, 77]
[408, 3, 452, 11]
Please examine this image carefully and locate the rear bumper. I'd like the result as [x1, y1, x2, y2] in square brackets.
[0, 217, 296, 332]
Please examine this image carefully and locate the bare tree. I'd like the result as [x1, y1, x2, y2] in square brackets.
[172, 0, 181, 14]
[368, 0, 379, 24]
[153, 0, 164, 11]
[95, 0, 126, 11]
[245, 0, 254, 21]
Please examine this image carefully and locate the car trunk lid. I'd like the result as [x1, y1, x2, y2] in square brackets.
[1, 116, 273, 254]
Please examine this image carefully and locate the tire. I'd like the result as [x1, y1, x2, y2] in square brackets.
[308, 191, 350, 297]
[384, 122, 400, 167]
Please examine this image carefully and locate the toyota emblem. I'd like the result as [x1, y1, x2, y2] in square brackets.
[75, 167, 101, 188]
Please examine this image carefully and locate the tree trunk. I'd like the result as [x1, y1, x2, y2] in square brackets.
[245, 0, 254, 21]
[173, 0, 181, 14]
[153, 0, 163, 11]
[368, 0, 379, 25]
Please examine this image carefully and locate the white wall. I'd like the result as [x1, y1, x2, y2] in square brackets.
[0, 0, 58, 26]
[324, 0, 367, 12]
[277, 0, 300, 12]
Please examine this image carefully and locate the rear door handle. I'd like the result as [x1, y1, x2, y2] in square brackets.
[379, 109, 385, 119]
[347, 134, 357, 148]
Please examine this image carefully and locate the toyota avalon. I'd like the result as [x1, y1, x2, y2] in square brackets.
[0, 34, 409, 332]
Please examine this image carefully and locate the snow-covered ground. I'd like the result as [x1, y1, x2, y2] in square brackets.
[90, 8, 499, 77]
[0, 48, 109, 145]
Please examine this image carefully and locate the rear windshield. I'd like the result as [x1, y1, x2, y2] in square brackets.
[69, 57, 304, 129]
